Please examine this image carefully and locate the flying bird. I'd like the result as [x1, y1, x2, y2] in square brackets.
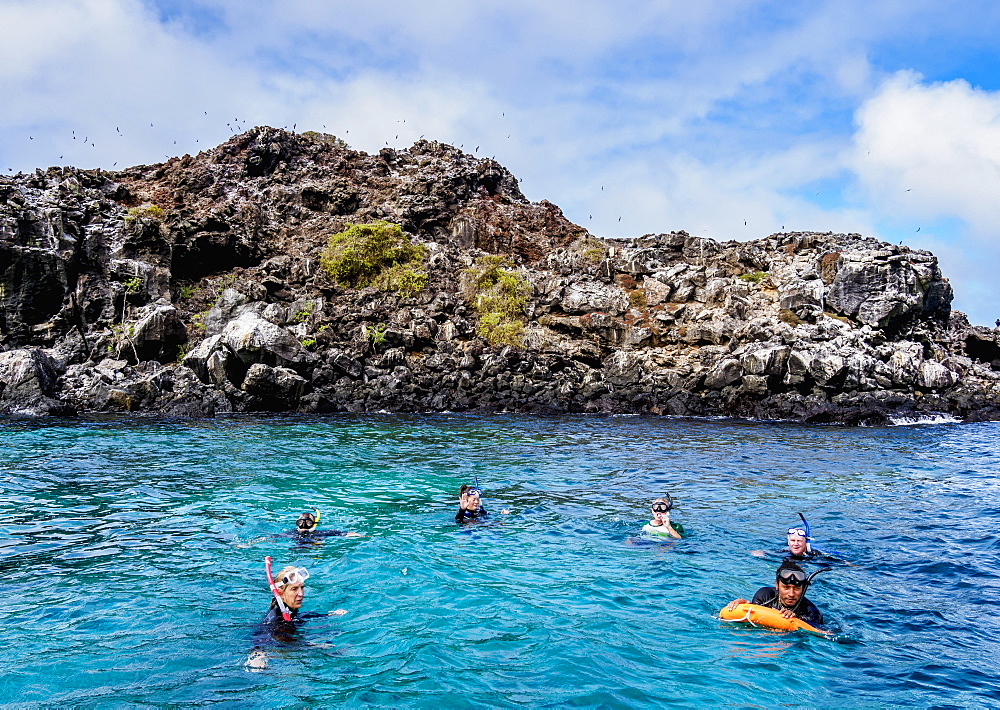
[916, 227, 921, 232]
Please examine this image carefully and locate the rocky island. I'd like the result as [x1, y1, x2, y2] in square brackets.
[2, 127, 1000, 424]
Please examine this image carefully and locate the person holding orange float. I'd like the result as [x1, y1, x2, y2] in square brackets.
[724, 560, 826, 629]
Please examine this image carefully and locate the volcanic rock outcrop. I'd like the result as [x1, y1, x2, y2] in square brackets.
[2, 127, 999, 423]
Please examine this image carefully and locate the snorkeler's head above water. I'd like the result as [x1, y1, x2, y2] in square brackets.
[273, 565, 309, 611]
[773, 560, 827, 610]
[774, 560, 807, 608]
[459, 484, 482, 511]
[650, 495, 673, 522]
[786, 526, 809, 556]
[296, 508, 320, 532]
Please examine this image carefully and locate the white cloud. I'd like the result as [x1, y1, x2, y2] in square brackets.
[849, 72, 1000, 324]
[851, 71, 1000, 227]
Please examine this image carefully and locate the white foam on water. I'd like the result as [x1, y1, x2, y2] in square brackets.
[888, 412, 962, 426]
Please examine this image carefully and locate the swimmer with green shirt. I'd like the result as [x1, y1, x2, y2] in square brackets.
[641, 495, 683, 539]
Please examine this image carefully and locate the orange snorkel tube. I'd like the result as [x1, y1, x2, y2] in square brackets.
[264, 556, 292, 622]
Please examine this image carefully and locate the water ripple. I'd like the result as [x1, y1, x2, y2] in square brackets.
[2, 414, 999, 705]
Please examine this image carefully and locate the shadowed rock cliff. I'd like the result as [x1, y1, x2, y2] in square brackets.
[2, 127, 999, 423]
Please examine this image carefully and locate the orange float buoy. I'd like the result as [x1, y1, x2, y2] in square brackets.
[719, 603, 827, 636]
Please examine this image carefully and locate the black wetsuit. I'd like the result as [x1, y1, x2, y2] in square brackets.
[750, 586, 824, 627]
[254, 606, 303, 645]
[780, 548, 843, 565]
[287, 529, 348, 540]
[254, 605, 326, 645]
[278, 529, 352, 548]
[455, 507, 488, 523]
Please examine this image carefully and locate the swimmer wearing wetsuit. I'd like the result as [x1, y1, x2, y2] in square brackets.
[286, 509, 363, 540]
[246, 564, 346, 669]
[455, 484, 488, 523]
[726, 560, 825, 627]
[257, 565, 310, 644]
[751, 524, 845, 565]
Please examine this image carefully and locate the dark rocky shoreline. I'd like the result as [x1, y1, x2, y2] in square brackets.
[3, 127, 1000, 423]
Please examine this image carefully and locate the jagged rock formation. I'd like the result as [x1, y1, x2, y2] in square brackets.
[2, 127, 1000, 423]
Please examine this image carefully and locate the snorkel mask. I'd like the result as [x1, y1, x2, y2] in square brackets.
[277, 567, 310, 588]
[776, 566, 828, 589]
[651, 494, 673, 514]
[296, 508, 321, 532]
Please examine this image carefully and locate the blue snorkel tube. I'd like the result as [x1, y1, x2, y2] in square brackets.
[798, 512, 812, 554]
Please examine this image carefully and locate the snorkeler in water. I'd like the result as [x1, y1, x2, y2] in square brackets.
[456, 483, 488, 523]
[454, 479, 511, 523]
[285, 508, 363, 540]
[641, 495, 684, 539]
[750, 513, 846, 565]
[725, 560, 827, 628]
[238, 508, 362, 550]
[245, 558, 347, 670]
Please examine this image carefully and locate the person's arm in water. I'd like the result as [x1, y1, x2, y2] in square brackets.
[724, 587, 779, 614]
[299, 529, 364, 539]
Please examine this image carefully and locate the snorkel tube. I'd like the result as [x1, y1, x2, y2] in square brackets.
[805, 567, 829, 587]
[264, 556, 292, 622]
[311, 507, 320, 529]
[798, 512, 812, 554]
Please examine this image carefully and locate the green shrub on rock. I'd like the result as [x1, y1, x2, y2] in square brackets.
[739, 270, 768, 284]
[463, 255, 531, 348]
[319, 221, 428, 296]
[125, 203, 165, 223]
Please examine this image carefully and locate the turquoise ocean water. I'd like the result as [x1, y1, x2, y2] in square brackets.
[2, 414, 999, 707]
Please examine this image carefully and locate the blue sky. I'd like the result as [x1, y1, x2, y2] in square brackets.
[2, 0, 999, 325]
